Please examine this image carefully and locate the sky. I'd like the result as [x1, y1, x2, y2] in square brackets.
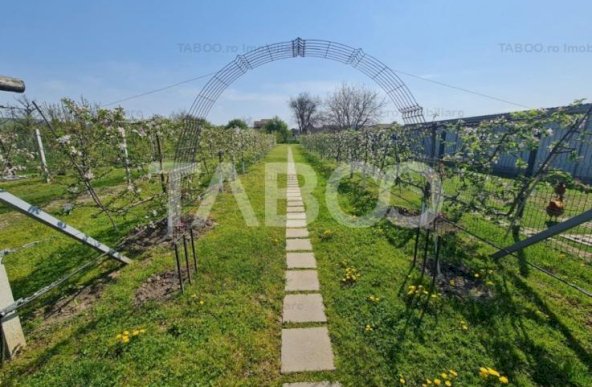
[2, 0, 591, 127]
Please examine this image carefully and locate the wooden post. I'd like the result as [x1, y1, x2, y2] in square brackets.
[0, 255, 26, 359]
[34, 129, 50, 183]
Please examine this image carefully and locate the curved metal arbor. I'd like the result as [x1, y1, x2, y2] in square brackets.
[168, 38, 426, 233]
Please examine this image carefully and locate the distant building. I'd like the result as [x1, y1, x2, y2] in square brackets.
[253, 119, 272, 129]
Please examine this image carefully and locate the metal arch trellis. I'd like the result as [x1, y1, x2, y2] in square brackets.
[168, 37, 427, 233]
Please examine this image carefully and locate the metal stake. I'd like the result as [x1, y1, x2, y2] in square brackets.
[173, 242, 184, 292]
[190, 228, 198, 274]
[183, 235, 191, 284]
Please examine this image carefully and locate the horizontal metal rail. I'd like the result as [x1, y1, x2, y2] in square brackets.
[491, 208, 592, 259]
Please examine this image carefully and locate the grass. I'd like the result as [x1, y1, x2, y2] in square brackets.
[0, 144, 591, 385]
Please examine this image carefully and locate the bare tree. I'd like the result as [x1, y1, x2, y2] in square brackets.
[289, 92, 320, 134]
[324, 83, 385, 130]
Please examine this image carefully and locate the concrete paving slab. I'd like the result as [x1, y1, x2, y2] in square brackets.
[286, 228, 309, 238]
[286, 270, 319, 291]
[286, 238, 313, 251]
[287, 206, 305, 213]
[283, 293, 326, 323]
[286, 219, 307, 228]
[287, 212, 306, 220]
[281, 327, 335, 373]
[286, 252, 316, 268]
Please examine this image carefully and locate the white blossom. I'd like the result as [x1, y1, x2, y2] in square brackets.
[57, 135, 71, 145]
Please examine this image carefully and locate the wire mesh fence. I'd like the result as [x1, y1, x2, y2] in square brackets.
[300, 102, 592, 296]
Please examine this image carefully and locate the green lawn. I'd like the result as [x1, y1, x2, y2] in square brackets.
[0, 144, 591, 386]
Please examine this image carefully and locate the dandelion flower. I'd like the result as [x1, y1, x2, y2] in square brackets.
[449, 369, 458, 377]
[433, 379, 441, 386]
[123, 331, 129, 336]
[441, 372, 448, 379]
[479, 367, 489, 378]
[487, 368, 500, 377]
[122, 336, 130, 344]
[399, 377, 406, 384]
[499, 376, 509, 384]
[445, 381, 452, 387]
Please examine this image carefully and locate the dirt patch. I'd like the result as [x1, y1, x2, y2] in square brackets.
[134, 269, 187, 306]
[36, 272, 119, 325]
[121, 215, 215, 254]
[422, 259, 495, 301]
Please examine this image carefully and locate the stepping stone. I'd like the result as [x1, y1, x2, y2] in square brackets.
[287, 188, 301, 192]
[286, 252, 316, 268]
[287, 194, 302, 199]
[283, 293, 327, 323]
[287, 206, 305, 213]
[286, 270, 319, 291]
[287, 201, 304, 207]
[286, 219, 307, 228]
[286, 238, 313, 251]
[287, 212, 306, 220]
[286, 228, 309, 238]
[281, 327, 335, 373]
[283, 384, 341, 387]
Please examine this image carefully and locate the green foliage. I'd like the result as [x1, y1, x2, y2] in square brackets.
[224, 118, 248, 130]
[262, 116, 290, 143]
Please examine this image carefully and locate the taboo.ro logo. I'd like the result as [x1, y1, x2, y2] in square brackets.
[168, 161, 442, 229]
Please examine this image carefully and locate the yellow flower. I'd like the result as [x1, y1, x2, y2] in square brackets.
[399, 377, 406, 384]
[487, 368, 500, 377]
[449, 369, 458, 377]
[426, 379, 433, 385]
[479, 367, 489, 378]
[441, 372, 448, 379]
[116, 334, 122, 339]
[123, 331, 129, 336]
[139, 329, 146, 334]
[199, 300, 205, 305]
[132, 330, 140, 336]
[499, 376, 509, 384]
[445, 381, 452, 387]
[122, 336, 130, 344]
[434, 379, 441, 386]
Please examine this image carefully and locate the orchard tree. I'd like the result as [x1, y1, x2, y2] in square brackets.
[325, 83, 386, 130]
[289, 92, 320, 134]
[225, 118, 248, 130]
[263, 116, 290, 143]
